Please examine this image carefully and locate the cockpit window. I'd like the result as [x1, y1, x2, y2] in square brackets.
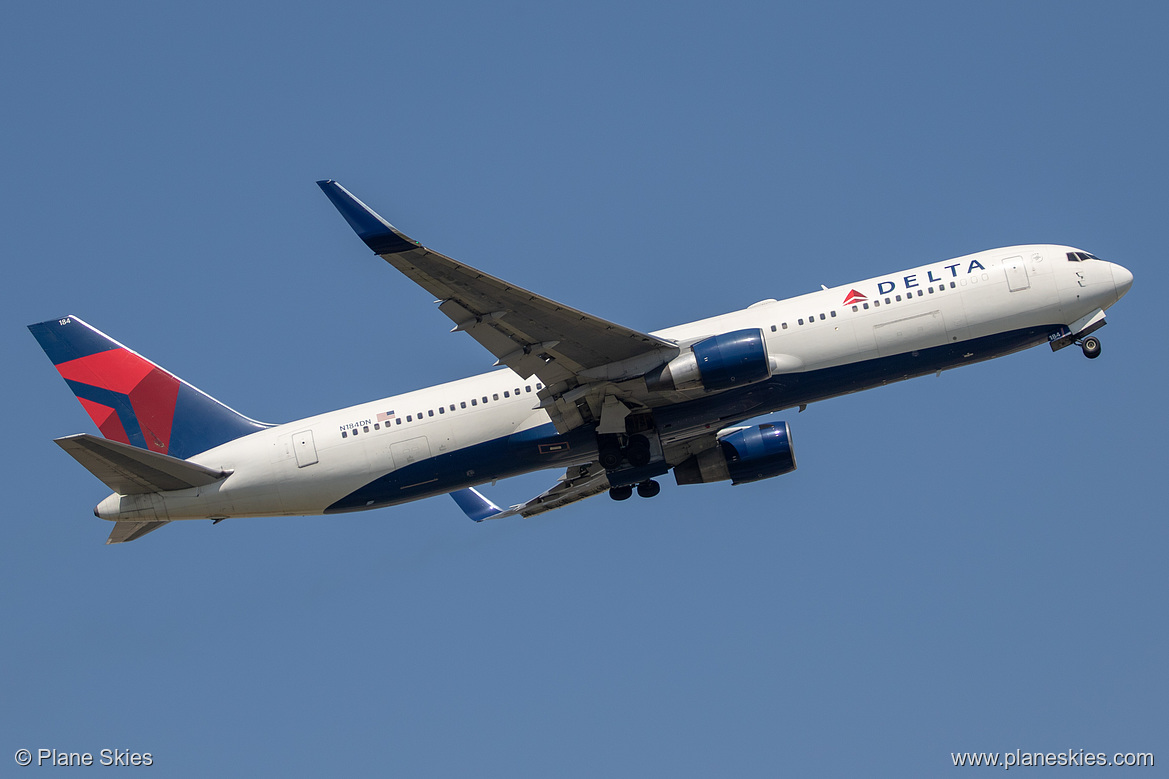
[1067, 251, 1102, 262]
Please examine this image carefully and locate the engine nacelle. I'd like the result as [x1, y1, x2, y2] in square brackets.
[646, 328, 772, 393]
[673, 422, 797, 485]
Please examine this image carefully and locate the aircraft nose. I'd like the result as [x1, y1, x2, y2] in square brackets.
[1111, 262, 1134, 301]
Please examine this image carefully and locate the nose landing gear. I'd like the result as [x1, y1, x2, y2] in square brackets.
[1080, 335, 1101, 359]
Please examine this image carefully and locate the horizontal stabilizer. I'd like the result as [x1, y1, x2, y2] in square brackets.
[452, 465, 611, 523]
[55, 433, 230, 495]
[107, 520, 169, 544]
[450, 487, 502, 522]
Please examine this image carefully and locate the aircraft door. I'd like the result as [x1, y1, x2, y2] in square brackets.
[1003, 256, 1030, 292]
[293, 429, 319, 467]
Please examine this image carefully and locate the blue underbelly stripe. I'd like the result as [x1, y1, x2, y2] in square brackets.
[326, 324, 1060, 513]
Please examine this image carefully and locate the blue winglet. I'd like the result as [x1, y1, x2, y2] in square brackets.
[450, 487, 502, 523]
[316, 180, 419, 254]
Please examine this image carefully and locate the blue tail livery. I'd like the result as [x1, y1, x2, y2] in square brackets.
[28, 316, 270, 460]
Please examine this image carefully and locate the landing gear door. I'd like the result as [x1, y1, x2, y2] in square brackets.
[293, 429, 319, 468]
[1003, 256, 1030, 292]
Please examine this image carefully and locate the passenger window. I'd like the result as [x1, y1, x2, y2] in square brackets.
[341, 431, 347, 439]
[482, 396, 488, 404]
[439, 407, 445, 414]
[537, 383, 543, 390]
[771, 325, 777, 332]
[525, 386, 532, 393]
[428, 410, 434, 417]
[950, 281, 956, 288]
[884, 298, 890, 305]
[406, 415, 412, 422]
[395, 418, 402, 425]
[830, 311, 836, 318]
[928, 287, 934, 293]
[504, 391, 510, 398]
[819, 313, 826, 320]
[782, 322, 788, 329]
[374, 423, 380, 430]
[363, 425, 369, 433]
[873, 300, 880, 307]
[471, 399, 477, 406]
[896, 294, 902, 301]
[461, 401, 467, 408]
[852, 305, 858, 312]
[798, 318, 804, 325]
[863, 303, 869, 310]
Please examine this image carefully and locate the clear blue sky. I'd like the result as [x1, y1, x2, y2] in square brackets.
[3, 2, 1165, 776]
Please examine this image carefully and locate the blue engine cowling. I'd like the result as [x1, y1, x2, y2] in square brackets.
[646, 328, 772, 393]
[673, 421, 797, 485]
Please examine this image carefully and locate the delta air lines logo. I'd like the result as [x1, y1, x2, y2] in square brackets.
[55, 347, 179, 454]
[842, 289, 867, 306]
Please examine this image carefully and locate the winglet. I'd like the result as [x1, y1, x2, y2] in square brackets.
[450, 487, 502, 522]
[316, 180, 420, 254]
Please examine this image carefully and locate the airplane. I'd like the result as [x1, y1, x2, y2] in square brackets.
[28, 181, 1134, 544]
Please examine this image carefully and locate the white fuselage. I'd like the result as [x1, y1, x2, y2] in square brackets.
[96, 244, 1131, 523]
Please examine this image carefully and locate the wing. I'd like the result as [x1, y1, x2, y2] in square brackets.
[318, 181, 679, 430]
[451, 464, 611, 522]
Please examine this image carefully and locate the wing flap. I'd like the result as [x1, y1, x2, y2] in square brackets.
[56, 434, 230, 495]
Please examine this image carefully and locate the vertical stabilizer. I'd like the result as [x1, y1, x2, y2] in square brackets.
[29, 316, 270, 459]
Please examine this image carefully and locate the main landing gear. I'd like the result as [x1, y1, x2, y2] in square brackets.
[608, 479, 661, 501]
[598, 425, 662, 502]
[597, 433, 653, 469]
[1080, 335, 1101, 359]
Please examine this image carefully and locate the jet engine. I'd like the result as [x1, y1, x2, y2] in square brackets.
[646, 328, 772, 393]
[673, 421, 797, 485]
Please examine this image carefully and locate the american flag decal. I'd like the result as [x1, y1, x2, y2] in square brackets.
[377, 411, 396, 422]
